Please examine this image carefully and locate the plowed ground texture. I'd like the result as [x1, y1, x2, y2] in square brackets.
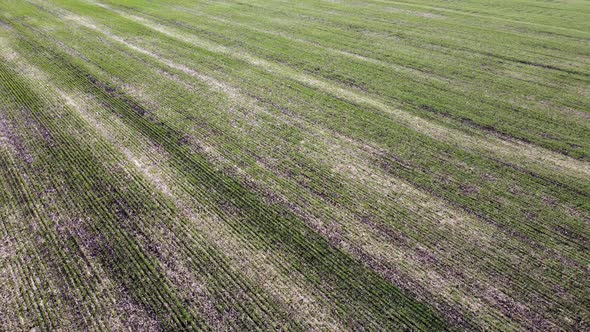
[0, 0, 589, 331]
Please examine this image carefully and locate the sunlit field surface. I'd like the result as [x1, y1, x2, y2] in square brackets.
[0, 0, 588, 330]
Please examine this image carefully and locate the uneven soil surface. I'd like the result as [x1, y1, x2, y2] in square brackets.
[0, 0, 588, 331]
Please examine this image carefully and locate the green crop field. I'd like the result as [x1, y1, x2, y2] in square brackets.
[0, 0, 588, 330]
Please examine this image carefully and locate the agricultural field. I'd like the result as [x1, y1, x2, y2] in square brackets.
[0, 0, 588, 330]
